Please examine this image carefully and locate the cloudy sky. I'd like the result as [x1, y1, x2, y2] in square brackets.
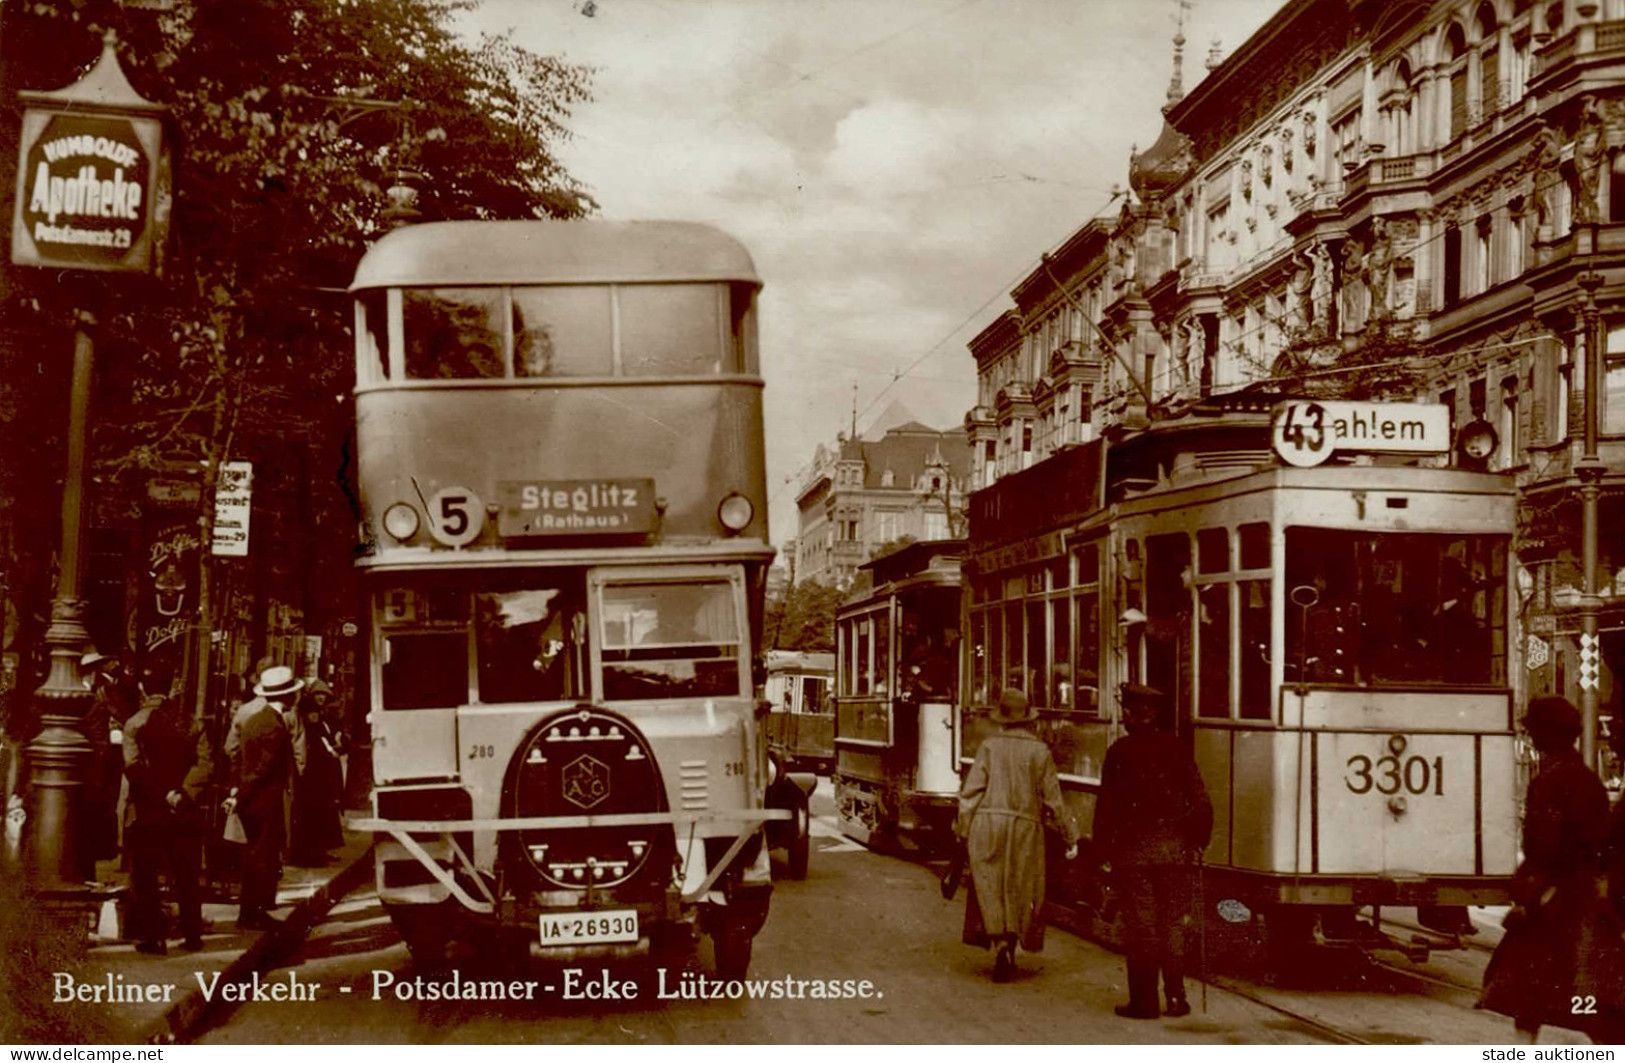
[461, 0, 1282, 546]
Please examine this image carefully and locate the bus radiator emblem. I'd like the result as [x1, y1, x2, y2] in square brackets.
[561, 754, 611, 809]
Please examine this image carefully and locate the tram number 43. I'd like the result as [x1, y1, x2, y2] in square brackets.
[1344, 754, 1444, 796]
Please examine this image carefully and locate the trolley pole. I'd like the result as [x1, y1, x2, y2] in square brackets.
[1575, 267, 1605, 774]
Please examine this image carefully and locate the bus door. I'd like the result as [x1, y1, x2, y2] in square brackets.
[372, 585, 467, 784]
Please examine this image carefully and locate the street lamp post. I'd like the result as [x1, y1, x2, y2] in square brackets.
[1575, 266, 1605, 773]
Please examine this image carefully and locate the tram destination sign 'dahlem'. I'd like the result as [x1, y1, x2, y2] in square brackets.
[12, 110, 161, 272]
[1271, 400, 1451, 468]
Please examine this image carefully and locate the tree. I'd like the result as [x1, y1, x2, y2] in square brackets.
[768, 579, 844, 652]
[0, 0, 595, 716]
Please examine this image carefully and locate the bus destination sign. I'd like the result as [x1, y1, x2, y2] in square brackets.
[498, 479, 657, 537]
[1271, 400, 1451, 468]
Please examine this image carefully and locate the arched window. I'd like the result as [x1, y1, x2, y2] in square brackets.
[1477, 4, 1501, 119]
[1447, 23, 1470, 141]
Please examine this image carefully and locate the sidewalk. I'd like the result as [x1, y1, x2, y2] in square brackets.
[61, 828, 374, 1044]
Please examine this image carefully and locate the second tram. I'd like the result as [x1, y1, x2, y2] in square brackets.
[833, 541, 964, 851]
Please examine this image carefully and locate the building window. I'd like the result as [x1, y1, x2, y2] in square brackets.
[1444, 224, 1463, 309]
[1606, 326, 1625, 434]
[1447, 24, 1469, 140]
[1474, 216, 1493, 294]
[1500, 376, 1520, 467]
[1477, 4, 1500, 119]
[1206, 200, 1230, 269]
[1332, 108, 1362, 174]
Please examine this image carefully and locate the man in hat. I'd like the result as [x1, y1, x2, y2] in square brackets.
[123, 692, 213, 954]
[77, 651, 138, 877]
[1095, 683, 1213, 1020]
[1481, 694, 1618, 1042]
[225, 665, 301, 929]
[956, 687, 1079, 982]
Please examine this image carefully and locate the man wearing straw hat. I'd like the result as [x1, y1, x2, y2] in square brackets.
[225, 665, 301, 930]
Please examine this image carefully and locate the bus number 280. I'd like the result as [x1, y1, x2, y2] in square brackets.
[1344, 754, 1443, 796]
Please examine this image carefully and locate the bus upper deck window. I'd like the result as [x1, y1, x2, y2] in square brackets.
[403, 288, 506, 380]
[619, 284, 728, 375]
[511, 286, 613, 377]
[356, 291, 390, 381]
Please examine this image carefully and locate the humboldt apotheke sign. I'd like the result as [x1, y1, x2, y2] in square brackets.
[11, 33, 166, 273]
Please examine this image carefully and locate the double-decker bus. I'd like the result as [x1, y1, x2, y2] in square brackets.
[346, 220, 786, 977]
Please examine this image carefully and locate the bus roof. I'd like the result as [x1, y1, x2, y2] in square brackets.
[350, 220, 761, 290]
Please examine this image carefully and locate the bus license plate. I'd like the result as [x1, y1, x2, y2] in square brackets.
[537, 910, 639, 947]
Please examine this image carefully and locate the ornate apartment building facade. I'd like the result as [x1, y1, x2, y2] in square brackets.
[794, 422, 971, 589]
[967, 0, 1625, 725]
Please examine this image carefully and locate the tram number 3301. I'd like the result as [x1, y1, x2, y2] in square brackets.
[1344, 753, 1444, 796]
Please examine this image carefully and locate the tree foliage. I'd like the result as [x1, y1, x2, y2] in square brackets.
[767, 579, 844, 653]
[0, 0, 595, 700]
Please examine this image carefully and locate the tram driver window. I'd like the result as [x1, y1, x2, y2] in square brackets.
[403, 288, 507, 379]
[599, 579, 742, 701]
[1285, 528, 1506, 686]
[619, 284, 729, 375]
[380, 632, 469, 711]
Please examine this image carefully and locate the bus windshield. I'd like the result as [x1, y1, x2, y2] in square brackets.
[599, 579, 742, 701]
[1284, 528, 1507, 687]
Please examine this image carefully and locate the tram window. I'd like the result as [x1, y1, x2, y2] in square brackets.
[599, 579, 742, 701]
[1239, 522, 1271, 570]
[356, 291, 390, 381]
[1285, 528, 1506, 687]
[970, 612, 989, 704]
[986, 609, 1004, 700]
[874, 611, 891, 695]
[1238, 579, 1272, 719]
[1026, 600, 1047, 706]
[1197, 528, 1230, 574]
[1074, 592, 1100, 715]
[1075, 543, 1100, 584]
[473, 588, 586, 704]
[511, 286, 614, 377]
[380, 632, 469, 710]
[619, 284, 728, 375]
[1051, 597, 1072, 709]
[856, 621, 872, 695]
[402, 288, 507, 380]
[1197, 584, 1231, 718]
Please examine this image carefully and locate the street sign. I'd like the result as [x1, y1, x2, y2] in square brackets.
[212, 461, 252, 556]
[1272, 401, 1451, 468]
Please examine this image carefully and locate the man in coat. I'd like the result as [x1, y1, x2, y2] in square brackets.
[77, 651, 138, 877]
[226, 665, 300, 930]
[956, 688, 1079, 982]
[1094, 683, 1213, 1020]
[1480, 695, 1618, 1042]
[123, 693, 213, 954]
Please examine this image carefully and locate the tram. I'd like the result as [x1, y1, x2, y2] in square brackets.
[763, 649, 834, 775]
[833, 540, 964, 851]
[963, 400, 1519, 956]
[346, 220, 789, 977]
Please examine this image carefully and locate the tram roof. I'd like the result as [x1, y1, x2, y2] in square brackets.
[350, 220, 761, 290]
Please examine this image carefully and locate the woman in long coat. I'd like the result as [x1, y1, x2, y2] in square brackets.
[1479, 695, 1623, 1042]
[956, 688, 1079, 982]
[289, 679, 345, 865]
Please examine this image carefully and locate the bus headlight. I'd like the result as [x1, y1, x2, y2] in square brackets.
[718, 492, 753, 533]
[383, 502, 420, 542]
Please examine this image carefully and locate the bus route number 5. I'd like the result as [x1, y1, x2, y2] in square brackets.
[428, 486, 485, 548]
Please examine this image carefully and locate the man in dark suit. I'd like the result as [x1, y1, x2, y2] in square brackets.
[1095, 683, 1214, 1020]
[226, 665, 300, 930]
[123, 693, 213, 954]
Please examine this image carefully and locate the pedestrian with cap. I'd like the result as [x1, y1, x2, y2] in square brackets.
[123, 691, 213, 954]
[955, 687, 1080, 982]
[225, 665, 301, 930]
[1480, 694, 1620, 1043]
[1094, 682, 1213, 1020]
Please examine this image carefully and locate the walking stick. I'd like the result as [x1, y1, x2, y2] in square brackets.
[1196, 853, 1207, 1014]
